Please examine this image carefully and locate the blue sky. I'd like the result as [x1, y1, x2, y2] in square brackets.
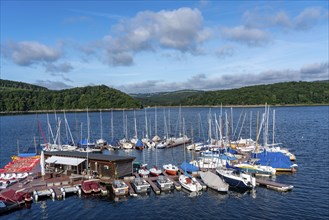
[1, 1, 328, 93]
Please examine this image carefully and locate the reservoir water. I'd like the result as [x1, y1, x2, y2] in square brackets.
[0, 106, 328, 219]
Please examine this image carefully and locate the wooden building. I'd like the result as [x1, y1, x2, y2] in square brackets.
[44, 151, 135, 178]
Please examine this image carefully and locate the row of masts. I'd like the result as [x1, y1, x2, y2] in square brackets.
[22, 104, 280, 153]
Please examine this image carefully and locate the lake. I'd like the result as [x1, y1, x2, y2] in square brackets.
[0, 106, 328, 219]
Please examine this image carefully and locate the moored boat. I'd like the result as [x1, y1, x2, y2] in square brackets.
[112, 180, 129, 196]
[149, 166, 162, 176]
[233, 162, 276, 177]
[179, 173, 202, 192]
[131, 177, 151, 194]
[216, 167, 256, 190]
[138, 167, 150, 177]
[163, 164, 178, 175]
[81, 180, 101, 194]
[199, 170, 229, 193]
[156, 175, 174, 191]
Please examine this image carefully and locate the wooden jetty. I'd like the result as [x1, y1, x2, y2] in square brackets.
[256, 178, 294, 192]
[146, 177, 160, 195]
[162, 172, 181, 190]
[123, 180, 137, 197]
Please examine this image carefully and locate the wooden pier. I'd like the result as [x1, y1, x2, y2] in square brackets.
[162, 172, 181, 190]
[124, 180, 137, 197]
[146, 177, 160, 195]
[256, 178, 294, 192]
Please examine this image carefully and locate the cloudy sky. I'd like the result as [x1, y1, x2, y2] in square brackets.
[1, 1, 328, 93]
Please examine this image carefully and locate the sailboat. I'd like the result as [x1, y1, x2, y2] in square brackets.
[138, 139, 150, 177]
[149, 144, 162, 176]
[96, 110, 107, 149]
[179, 118, 202, 192]
[216, 162, 256, 190]
[163, 164, 179, 175]
[121, 112, 133, 149]
[199, 170, 229, 192]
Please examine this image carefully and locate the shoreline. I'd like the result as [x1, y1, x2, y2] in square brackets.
[0, 104, 328, 115]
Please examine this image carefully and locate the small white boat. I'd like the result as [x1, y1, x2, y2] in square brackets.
[131, 177, 151, 194]
[112, 180, 129, 196]
[156, 175, 174, 191]
[149, 166, 162, 176]
[186, 142, 204, 151]
[179, 173, 202, 192]
[190, 157, 222, 169]
[96, 138, 107, 147]
[156, 141, 168, 149]
[163, 164, 179, 175]
[138, 167, 150, 177]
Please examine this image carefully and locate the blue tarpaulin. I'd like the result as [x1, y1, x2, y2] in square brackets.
[252, 151, 293, 169]
[180, 161, 199, 172]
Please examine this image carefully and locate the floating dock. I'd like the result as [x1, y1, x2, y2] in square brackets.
[124, 180, 137, 197]
[162, 172, 181, 190]
[256, 178, 294, 192]
[33, 188, 55, 202]
[146, 178, 161, 195]
[60, 186, 81, 199]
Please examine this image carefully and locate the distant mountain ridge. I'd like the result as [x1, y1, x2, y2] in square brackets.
[130, 89, 203, 106]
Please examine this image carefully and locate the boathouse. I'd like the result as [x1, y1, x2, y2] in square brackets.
[44, 151, 135, 178]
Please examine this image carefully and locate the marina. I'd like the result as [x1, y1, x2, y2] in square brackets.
[0, 106, 328, 219]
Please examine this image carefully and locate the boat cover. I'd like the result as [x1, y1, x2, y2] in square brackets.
[251, 151, 293, 169]
[180, 162, 199, 173]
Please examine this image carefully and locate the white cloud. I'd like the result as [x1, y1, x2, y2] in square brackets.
[44, 62, 74, 74]
[93, 7, 211, 66]
[243, 6, 326, 31]
[34, 80, 73, 90]
[1, 40, 60, 66]
[294, 7, 324, 30]
[300, 62, 328, 75]
[220, 26, 271, 46]
[118, 61, 328, 93]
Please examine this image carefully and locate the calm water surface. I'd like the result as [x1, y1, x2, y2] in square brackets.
[1, 106, 328, 219]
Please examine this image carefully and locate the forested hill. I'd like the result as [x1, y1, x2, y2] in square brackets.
[180, 81, 329, 106]
[0, 79, 48, 91]
[0, 80, 141, 112]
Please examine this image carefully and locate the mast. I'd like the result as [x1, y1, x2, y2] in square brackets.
[183, 117, 186, 173]
[256, 112, 259, 154]
[100, 110, 103, 139]
[249, 111, 252, 140]
[145, 109, 148, 139]
[87, 108, 90, 175]
[111, 110, 114, 141]
[163, 109, 168, 139]
[168, 109, 171, 137]
[134, 110, 137, 138]
[155, 106, 157, 137]
[230, 107, 234, 140]
[272, 109, 275, 145]
[17, 139, 20, 155]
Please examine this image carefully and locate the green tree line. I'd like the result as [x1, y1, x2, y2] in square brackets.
[180, 81, 329, 106]
[0, 80, 141, 112]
